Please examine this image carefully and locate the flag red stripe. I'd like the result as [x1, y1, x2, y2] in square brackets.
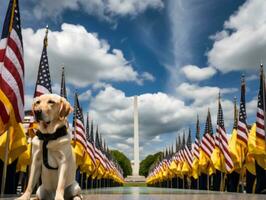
[257, 112, 264, 119]
[0, 49, 5, 60]
[256, 122, 264, 130]
[256, 131, 265, 139]
[75, 132, 96, 165]
[7, 37, 24, 72]
[237, 133, 248, 145]
[0, 101, 9, 124]
[202, 137, 213, 154]
[3, 56, 24, 102]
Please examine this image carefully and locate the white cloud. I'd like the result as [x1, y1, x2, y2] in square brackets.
[246, 98, 257, 123]
[166, 0, 215, 88]
[209, 30, 229, 41]
[88, 84, 245, 159]
[91, 82, 111, 91]
[23, 23, 151, 88]
[140, 72, 155, 82]
[176, 82, 236, 106]
[126, 137, 133, 144]
[151, 135, 162, 142]
[79, 90, 92, 101]
[52, 83, 71, 97]
[246, 74, 258, 81]
[208, 0, 266, 73]
[220, 88, 238, 94]
[25, 0, 163, 22]
[181, 65, 216, 81]
[116, 143, 131, 150]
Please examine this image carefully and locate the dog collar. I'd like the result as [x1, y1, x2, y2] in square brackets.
[36, 126, 68, 170]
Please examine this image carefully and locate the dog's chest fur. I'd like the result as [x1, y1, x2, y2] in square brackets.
[32, 132, 72, 167]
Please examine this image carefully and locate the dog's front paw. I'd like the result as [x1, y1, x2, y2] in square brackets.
[54, 193, 64, 200]
[72, 195, 83, 200]
[15, 192, 31, 200]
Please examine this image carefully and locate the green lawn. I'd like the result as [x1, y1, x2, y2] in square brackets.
[124, 182, 147, 187]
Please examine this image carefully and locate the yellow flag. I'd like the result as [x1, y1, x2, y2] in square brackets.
[0, 123, 27, 164]
[211, 146, 225, 173]
[249, 123, 266, 169]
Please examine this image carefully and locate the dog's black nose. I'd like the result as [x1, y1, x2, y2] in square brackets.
[34, 110, 42, 121]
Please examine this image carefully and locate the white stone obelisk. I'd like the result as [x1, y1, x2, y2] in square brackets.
[133, 96, 140, 176]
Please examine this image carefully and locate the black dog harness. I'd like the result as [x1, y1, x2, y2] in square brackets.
[36, 126, 67, 170]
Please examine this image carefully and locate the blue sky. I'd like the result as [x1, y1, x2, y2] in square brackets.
[1, 0, 264, 160]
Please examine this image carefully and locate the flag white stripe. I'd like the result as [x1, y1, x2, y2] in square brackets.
[257, 127, 265, 136]
[6, 45, 23, 80]
[2, 66, 24, 120]
[257, 117, 264, 125]
[36, 85, 51, 94]
[257, 108, 264, 116]
[0, 38, 7, 49]
[10, 30, 23, 56]
[237, 130, 248, 141]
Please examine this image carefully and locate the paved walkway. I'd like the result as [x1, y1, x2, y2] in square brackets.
[1, 187, 265, 200]
[83, 187, 265, 200]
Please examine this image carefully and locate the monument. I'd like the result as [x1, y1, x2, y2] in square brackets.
[126, 96, 146, 182]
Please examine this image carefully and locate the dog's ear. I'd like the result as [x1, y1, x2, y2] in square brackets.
[59, 97, 73, 119]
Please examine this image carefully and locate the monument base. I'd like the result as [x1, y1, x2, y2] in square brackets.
[125, 175, 146, 183]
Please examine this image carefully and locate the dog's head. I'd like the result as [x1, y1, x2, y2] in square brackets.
[32, 94, 73, 133]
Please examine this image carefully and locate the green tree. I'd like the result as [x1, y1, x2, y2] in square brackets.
[139, 152, 163, 177]
[110, 150, 132, 177]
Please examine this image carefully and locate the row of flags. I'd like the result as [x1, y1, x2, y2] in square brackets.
[72, 92, 124, 183]
[0, 0, 124, 192]
[146, 65, 266, 193]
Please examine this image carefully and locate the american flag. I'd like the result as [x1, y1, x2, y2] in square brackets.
[193, 115, 200, 160]
[201, 109, 215, 159]
[94, 126, 107, 169]
[86, 113, 96, 164]
[86, 113, 90, 141]
[60, 66, 67, 99]
[184, 129, 193, 169]
[73, 93, 96, 165]
[237, 75, 248, 146]
[90, 119, 94, 144]
[34, 26, 52, 97]
[0, 0, 24, 126]
[180, 133, 186, 162]
[216, 95, 234, 172]
[175, 136, 179, 153]
[256, 64, 266, 141]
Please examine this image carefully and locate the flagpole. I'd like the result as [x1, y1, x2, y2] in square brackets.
[1, 128, 10, 197]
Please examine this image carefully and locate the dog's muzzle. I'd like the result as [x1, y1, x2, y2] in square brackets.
[34, 110, 43, 122]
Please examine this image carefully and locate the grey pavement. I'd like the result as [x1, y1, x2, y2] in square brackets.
[1, 187, 265, 200]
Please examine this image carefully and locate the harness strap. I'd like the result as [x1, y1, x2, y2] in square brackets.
[36, 126, 67, 170]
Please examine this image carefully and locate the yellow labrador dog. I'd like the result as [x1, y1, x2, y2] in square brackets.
[17, 94, 82, 200]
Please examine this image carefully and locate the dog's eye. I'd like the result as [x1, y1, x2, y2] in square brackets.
[48, 100, 55, 104]
[35, 101, 40, 105]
